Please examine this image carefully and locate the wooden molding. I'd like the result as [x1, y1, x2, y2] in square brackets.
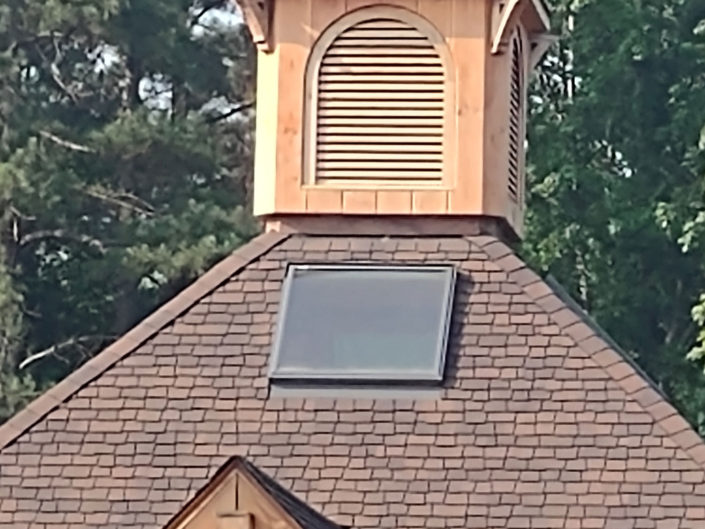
[528, 0, 550, 30]
[491, 0, 550, 55]
[491, 0, 523, 55]
[234, 0, 273, 51]
[265, 214, 518, 241]
[529, 33, 559, 69]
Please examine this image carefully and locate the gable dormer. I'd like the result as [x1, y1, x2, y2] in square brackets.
[240, 0, 551, 238]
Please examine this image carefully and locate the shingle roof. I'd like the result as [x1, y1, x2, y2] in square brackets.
[0, 230, 289, 454]
[1, 233, 705, 529]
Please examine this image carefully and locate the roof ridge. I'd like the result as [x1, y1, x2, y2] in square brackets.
[0, 231, 290, 452]
[474, 236, 705, 470]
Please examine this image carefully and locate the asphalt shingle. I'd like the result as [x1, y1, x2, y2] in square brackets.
[1, 233, 705, 529]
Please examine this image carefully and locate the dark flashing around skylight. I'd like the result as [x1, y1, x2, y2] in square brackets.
[269, 264, 456, 383]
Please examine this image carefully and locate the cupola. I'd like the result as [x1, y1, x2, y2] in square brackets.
[236, 0, 552, 238]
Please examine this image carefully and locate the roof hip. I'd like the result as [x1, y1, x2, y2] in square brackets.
[0, 231, 290, 452]
[476, 237, 705, 470]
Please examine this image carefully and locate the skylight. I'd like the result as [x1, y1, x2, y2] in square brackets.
[269, 264, 456, 382]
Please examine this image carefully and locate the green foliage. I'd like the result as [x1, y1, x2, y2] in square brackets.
[0, 245, 37, 423]
[525, 0, 705, 431]
[0, 0, 258, 417]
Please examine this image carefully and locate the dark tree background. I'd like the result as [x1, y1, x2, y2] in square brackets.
[0, 0, 258, 421]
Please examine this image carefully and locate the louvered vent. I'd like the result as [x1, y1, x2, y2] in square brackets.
[508, 32, 523, 202]
[314, 18, 445, 185]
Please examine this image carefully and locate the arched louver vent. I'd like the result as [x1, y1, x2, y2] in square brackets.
[314, 18, 445, 185]
[508, 31, 524, 202]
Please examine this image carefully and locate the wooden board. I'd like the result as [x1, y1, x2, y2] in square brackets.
[273, 0, 309, 211]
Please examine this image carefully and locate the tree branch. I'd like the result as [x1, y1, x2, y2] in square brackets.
[205, 101, 254, 123]
[32, 37, 82, 105]
[38, 130, 94, 153]
[190, 0, 225, 27]
[11, 31, 64, 53]
[19, 335, 115, 370]
[18, 229, 106, 253]
[80, 186, 155, 216]
[9, 206, 36, 222]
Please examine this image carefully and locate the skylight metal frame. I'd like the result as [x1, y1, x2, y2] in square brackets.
[269, 263, 456, 382]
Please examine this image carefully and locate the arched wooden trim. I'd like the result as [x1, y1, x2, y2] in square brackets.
[302, 5, 456, 188]
[491, 0, 550, 55]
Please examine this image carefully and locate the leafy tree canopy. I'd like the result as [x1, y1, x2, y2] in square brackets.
[526, 0, 705, 431]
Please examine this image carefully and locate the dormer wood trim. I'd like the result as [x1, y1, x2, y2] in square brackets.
[163, 458, 304, 529]
[491, 0, 550, 55]
[234, 0, 273, 51]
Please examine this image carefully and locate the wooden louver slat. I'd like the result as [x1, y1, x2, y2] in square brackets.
[314, 17, 445, 185]
[508, 32, 523, 202]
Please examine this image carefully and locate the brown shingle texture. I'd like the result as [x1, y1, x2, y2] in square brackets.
[2, 234, 705, 529]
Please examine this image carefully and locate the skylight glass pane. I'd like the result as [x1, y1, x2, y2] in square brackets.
[270, 265, 455, 381]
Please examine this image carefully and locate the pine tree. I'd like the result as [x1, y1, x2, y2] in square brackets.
[0, 0, 258, 417]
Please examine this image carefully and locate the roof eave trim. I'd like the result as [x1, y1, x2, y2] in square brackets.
[531, 0, 551, 32]
[491, 0, 551, 55]
[232, 0, 273, 52]
[0, 231, 290, 452]
[529, 33, 559, 70]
